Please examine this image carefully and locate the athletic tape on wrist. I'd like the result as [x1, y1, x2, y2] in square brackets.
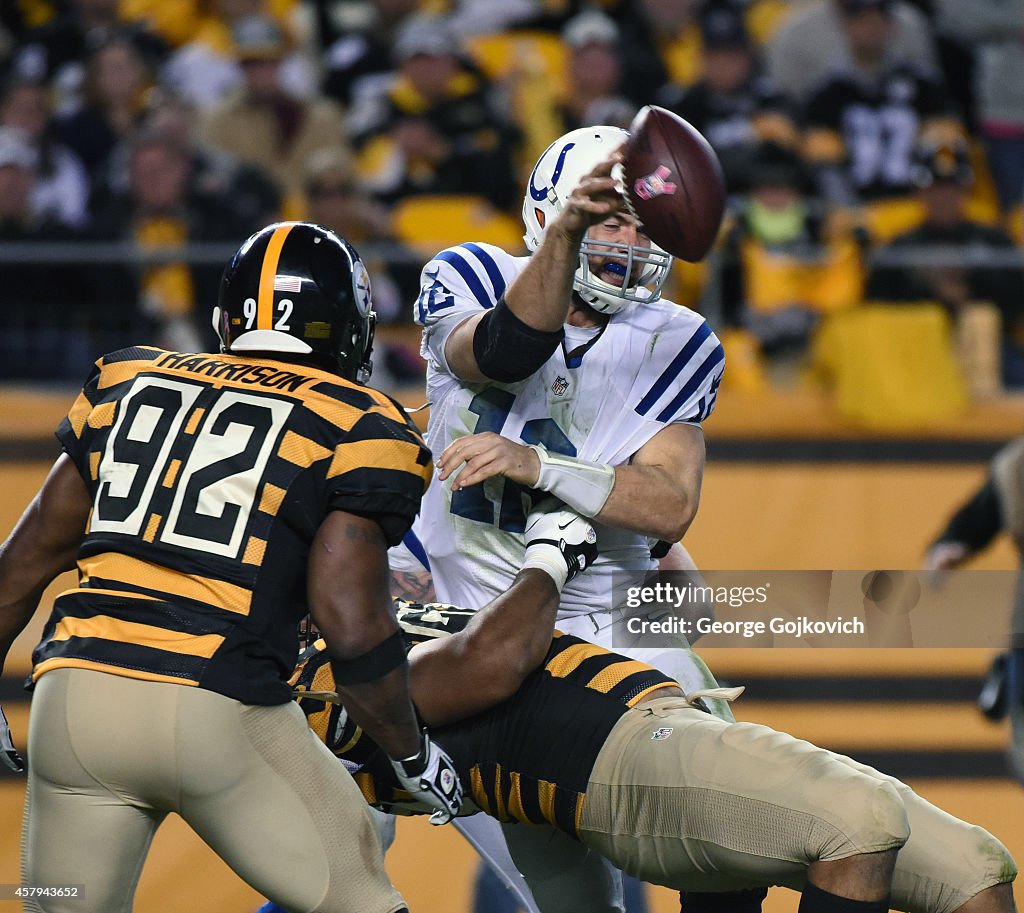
[522, 541, 568, 591]
[331, 630, 407, 685]
[528, 445, 615, 518]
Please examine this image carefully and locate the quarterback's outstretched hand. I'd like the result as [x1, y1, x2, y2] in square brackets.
[1, 705, 24, 773]
[389, 729, 463, 825]
[523, 500, 599, 591]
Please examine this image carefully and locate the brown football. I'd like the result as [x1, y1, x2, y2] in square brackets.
[621, 106, 726, 262]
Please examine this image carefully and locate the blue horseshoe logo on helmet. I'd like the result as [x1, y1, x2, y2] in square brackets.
[529, 142, 576, 201]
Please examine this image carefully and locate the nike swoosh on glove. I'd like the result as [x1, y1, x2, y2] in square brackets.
[389, 729, 463, 825]
[1, 705, 25, 773]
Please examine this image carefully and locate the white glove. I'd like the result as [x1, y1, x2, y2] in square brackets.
[523, 499, 599, 590]
[1, 705, 24, 773]
[389, 729, 463, 825]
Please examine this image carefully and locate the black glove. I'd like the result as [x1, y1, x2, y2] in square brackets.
[389, 729, 462, 824]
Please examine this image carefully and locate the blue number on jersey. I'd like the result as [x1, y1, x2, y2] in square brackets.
[451, 392, 575, 533]
[415, 267, 456, 323]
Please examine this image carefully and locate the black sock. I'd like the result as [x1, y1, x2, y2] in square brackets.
[681, 888, 769, 913]
[799, 882, 890, 913]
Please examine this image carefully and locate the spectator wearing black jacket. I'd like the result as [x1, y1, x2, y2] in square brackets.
[659, 2, 797, 192]
[867, 138, 1024, 385]
[350, 14, 521, 213]
[90, 127, 257, 353]
[54, 32, 153, 179]
[318, 0, 420, 109]
[802, 0, 959, 205]
[0, 76, 90, 228]
[11, 0, 166, 107]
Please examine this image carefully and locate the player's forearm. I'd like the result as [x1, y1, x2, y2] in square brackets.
[598, 464, 700, 543]
[309, 511, 422, 758]
[504, 222, 585, 332]
[0, 538, 51, 671]
[0, 593, 45, 674]
[408, 569, 560, 726]
[333, 664, 421, 760]
[0, 492, 83, 671]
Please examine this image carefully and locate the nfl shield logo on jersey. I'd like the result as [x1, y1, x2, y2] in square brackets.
[651, 727, 674, 741]
[551, 375, 569, 396]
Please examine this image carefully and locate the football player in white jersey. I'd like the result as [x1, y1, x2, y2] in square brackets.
[397, 126, 747, 913]
[408, 125, 723, 701]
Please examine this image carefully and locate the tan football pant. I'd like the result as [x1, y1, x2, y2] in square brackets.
[22, 668, 406, 913]
[579, 698, 1017, 913]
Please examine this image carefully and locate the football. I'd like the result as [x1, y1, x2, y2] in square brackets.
[620, 106, 726, 262]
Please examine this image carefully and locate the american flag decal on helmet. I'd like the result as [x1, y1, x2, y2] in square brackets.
[274, 275, 303, 293]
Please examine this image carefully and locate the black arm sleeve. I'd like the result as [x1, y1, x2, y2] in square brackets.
[932, 477, 1003, 553]
[472, 297, 564, 383]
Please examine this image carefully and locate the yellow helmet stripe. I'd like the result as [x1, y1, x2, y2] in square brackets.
[257, 223, 295, 330]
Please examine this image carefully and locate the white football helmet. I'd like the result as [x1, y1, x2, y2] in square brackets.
[522, 125, 673, 314]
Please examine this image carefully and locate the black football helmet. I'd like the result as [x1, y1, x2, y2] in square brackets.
[215, 222, 376, 383]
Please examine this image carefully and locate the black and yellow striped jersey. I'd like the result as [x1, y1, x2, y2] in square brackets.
[295, 615, 678, 837]
[32, 346, 432, 705]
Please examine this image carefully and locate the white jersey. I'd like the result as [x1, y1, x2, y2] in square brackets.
[409, 241, 724, 618]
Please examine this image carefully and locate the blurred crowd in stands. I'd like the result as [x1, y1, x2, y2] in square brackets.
[0, 0, 1022, 413]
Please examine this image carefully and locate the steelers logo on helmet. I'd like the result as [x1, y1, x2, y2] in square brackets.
[352, 258, 373, 317]
[521, 126, 674, 315]
[216, 221, 376, 383]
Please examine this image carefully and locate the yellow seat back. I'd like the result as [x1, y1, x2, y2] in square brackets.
[465, 31, 568, 92]
[741, 239, 863, 314]
[1006, 204, 1023, 246]
[810, 303, 968, 428]
[861, 198, 926, 244]
[393, 195, 525, 255]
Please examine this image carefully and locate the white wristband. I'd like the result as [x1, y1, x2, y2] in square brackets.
[528, 445, 615, 518]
